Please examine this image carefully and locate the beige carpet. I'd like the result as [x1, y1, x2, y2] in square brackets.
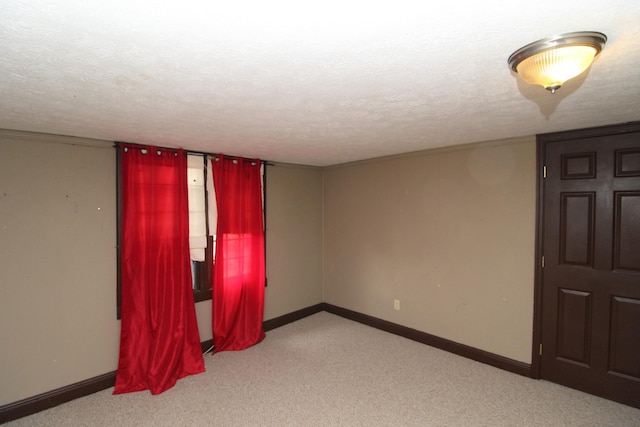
[7, 312, 640, 426]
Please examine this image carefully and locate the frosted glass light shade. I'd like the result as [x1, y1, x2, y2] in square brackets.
[508, 32, 607, 93]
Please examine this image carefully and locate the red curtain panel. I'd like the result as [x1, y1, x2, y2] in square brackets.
[114, 144, 204, 395]
[211, 155, 266, 353]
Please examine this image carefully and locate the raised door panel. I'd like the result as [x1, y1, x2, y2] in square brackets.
[560, 193, 595, 267]
[615, 148, 640, 177]
[614, 192, 640, 271]
[556, 289, 592, 365]
[562, 152, 597, 179]
[609, 296, 640, 379]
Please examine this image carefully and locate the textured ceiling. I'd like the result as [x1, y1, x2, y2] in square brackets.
[1, 1, 639, 166]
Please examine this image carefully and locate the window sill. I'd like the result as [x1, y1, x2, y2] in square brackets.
[193, 289, 212, 303]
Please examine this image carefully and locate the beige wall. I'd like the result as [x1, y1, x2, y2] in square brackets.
[264, 163, 324, 320]
[323, 137, 537, 363]
[0, 131, 324, 406]
[0, 131, 119, 405]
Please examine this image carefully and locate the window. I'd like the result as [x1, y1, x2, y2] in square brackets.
[116, 148, 214, 318]
[116, 146, 266, 317]
[187, 154, 214, 302]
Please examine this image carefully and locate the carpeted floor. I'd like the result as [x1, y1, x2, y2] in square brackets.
[6, 312, 640, 426]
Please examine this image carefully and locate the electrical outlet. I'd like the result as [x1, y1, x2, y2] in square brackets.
[394, 299, 400, 310]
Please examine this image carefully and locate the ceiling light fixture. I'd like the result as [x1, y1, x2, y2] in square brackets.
[508, 31, 607, 94]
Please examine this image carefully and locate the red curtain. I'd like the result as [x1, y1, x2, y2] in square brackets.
[115, 144, 204, 395]
[211, 155, 266, 353]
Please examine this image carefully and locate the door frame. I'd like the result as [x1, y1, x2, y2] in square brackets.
[532, 120, 640, 380]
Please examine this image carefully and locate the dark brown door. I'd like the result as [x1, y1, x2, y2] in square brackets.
[539, 123, 640, 409]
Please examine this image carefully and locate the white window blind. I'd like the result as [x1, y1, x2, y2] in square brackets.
[187, 154, 207, 261]
[206, 156, 218, 239]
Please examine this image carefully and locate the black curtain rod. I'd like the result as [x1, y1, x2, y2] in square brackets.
[114, 141, 273, 166]
[193, 151, 273, 166]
